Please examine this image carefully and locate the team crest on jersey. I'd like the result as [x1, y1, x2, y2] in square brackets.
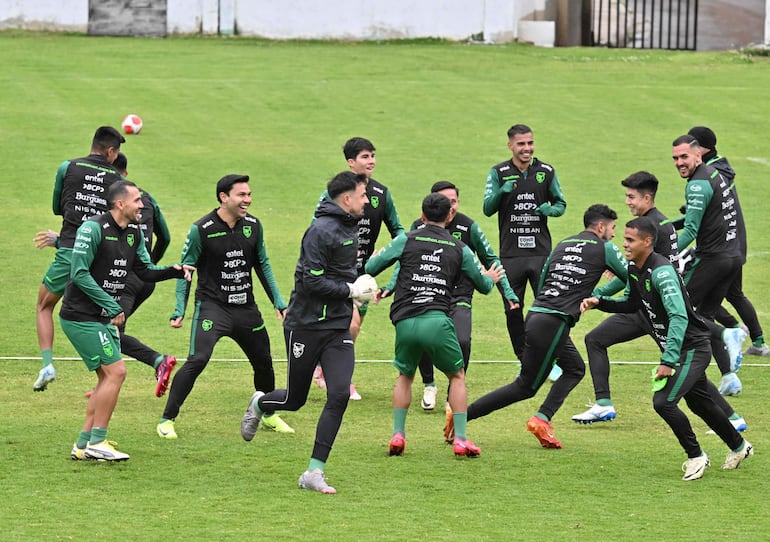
[453, 231, 462, 240]
[243, 226, 252, 238]
[201, 319, 213, 331]
[126, 233, 135, 247]
[370, 195, 379, 209]
[292, 342, 305, 358]
[645, 279, 651, 292]
[536, 172, 546, 184]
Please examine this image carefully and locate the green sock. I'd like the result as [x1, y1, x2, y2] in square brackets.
[308, 458, 325, 472]
[535, 412, 550, 422]
[159, 418, 173, 424]
[90, 427, 107, 445]
[77, 431, 91, 449]
[41, 349, 53, 369]
[153, 354, 164, 369]
[425, 381, 435, 387]
[596, 398, 613, 407]
[452, 413, 468, 440]
[733, 440, 746, 453]
[753, 336, 765, 347]
[393, 408, 408, 436]
[729, 413, 742, 421]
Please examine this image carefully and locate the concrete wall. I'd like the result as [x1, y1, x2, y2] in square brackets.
[0, 0, 535, 43]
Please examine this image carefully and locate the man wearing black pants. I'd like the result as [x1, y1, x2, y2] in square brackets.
[582, 217, 752, 481]
[672, 135, 746, 396]
[483, 124, 567, 380]
[241, 171, 374, 494]
[449, 205, 626, 449]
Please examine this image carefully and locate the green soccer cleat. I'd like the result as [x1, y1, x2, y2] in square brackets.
[156, 420, 178, 439]
[261, 412, 295, 434]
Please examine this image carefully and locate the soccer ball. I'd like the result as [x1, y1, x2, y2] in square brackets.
[121, 114, 143, 135]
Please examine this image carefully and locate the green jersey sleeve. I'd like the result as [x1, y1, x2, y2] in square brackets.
[469, 221, 518, 302]
[460, 246, 494, 294]
[482, 167, 503, 217]
[172, 224, 202, 320]
[536, 172, 567, 217]
[150, 196, 171, 263]
[52, 161, 69, 216]
[364, 233, 408, 277]
[677, 179, 713, 251]
[654, 266, 689, 367]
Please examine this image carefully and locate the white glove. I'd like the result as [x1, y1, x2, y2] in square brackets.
[348, 274, 378, 302]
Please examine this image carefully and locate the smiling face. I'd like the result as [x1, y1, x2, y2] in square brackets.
[625, 188, 654, 217]
[348, 149, 376, 179]
[219, 182, 251, 224]
[622, 226, 653, 265]
[672, 142, 701, 179]
[508, 131, 534, 171]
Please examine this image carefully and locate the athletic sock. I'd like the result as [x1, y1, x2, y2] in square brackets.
[425, 381, 435, 387]
[393, 408, 408, 436]
[452, 413, 468, 440]
[77, 431, 91, 449]
[41, 349, 53, 369]
[90, 427, 107, 445]
[535, 412, 550, 422]
[733, 440, 747, 453]
[153, 354, 164, 369]
[729, 413, 742, 421]
[308, 458, 325, 472]
[596, 398, 613, 407]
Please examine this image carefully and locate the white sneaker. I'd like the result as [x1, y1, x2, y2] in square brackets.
[85, 440, 130, 461]
[718, 372, 742, 396]
[421, 385, 437, 411]
[33, 364, 57, 392]
[682, 453, 709, 481]
[571, 403, 616, 424]
[721, 440, 753, 470]
[298, 468, 336, 494]
[723, 327, 747, 372]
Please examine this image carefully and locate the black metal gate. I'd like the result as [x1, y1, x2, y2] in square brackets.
[591, 0, 699, 50]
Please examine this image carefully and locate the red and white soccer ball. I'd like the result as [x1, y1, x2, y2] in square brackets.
[121, 114, 143, 135]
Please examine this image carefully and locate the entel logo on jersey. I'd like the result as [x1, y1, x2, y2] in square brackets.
[689, 184, 703, 192]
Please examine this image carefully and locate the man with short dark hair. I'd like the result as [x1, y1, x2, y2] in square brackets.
[366, 192, 506, 459]
[63, 180, 192, 461]
[483, 124, 567, 380]
[582, 216, 752, 481]
[157, 174, 292, 440]
[672, 134, 746, 396]
[34, 126, 126, 392]
[450, 205, 626, 449]
[241, 171, 374, 494]
[687, 126, 767, 362]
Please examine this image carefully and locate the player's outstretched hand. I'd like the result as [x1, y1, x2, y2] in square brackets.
[484, 262, 506, 283]
[110, 312, 126, 327]
[580, 297, 599, 314]
[34, 229, 59, 249]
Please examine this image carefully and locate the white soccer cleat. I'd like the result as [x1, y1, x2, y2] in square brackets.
[33, 364, 57, 392]
[421, 385, 437, 411]
[571, 403, 616, 424]
[721, 440, 753, 470]
[85, 440, 130, 461]
[681, 453, 709, 481]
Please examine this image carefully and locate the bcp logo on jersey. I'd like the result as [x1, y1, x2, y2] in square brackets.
[243, 226, 252, 238]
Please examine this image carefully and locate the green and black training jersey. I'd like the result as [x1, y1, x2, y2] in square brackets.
[677, 162, 740, 259]
[365, 224, 495, 324]
[483, 157, 567, 258]
[172, 210, 286, 319]
[137, 189, 171, 264]
[531, 230, 627, 327]
[53, 154, 123, 248]
[596, 252, 710, 367]
[60, 212, 183, 323]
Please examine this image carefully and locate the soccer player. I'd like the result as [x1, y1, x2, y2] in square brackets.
[365, 192, 507, 458]
[396, 181, 518, 411]
[687, 126, 768, 359]
[671, 134, 746, 395]
[37, 153, 178, 397]
[34, 126, 125, 391]
[157, 174, 293, 439]
[240, 171, 374, 494]
[312, 137, 405, 399]
[449, 205, 627, 449]
[572, 171, 679, 423]
[65, 180, 192, 461]
[483, 124, 567, 380]
[581, 217, 753, 480]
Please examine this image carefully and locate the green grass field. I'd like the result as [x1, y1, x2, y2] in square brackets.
[1, 31, 769, 540]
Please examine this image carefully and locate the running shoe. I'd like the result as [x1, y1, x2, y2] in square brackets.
[571, 404, 616, 424]
[154, 355, 176, 397]
[526, 416, 562, 449]
[298, 468, 336, 494]
[681, 453, 709, 481]
[721, 440, 753, 470]
[261, 413, 295, 433]
[33, 364, 56, 392]
[388, 433, 406, 456]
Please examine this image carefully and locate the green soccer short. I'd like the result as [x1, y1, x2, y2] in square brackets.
[393, 310, 464, 376]
[60, 318, 122, 371]
[42, 247, 73, 296]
